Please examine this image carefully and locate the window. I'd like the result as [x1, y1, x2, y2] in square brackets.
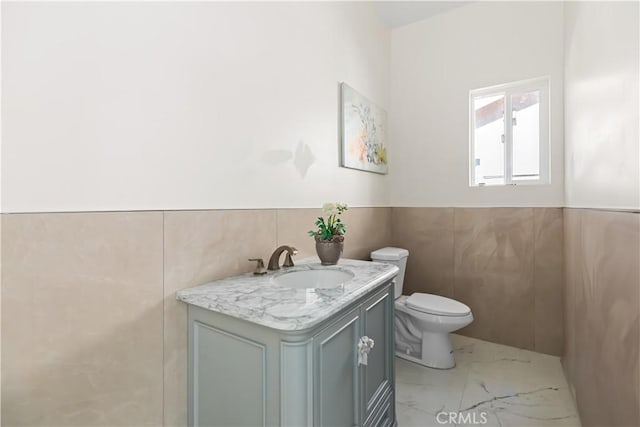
[469, 77, 550, 186]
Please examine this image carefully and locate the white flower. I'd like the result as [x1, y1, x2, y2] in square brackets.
[322, 202, 337, 215]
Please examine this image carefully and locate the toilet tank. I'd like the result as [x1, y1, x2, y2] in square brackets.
[370, 247, 409, 299]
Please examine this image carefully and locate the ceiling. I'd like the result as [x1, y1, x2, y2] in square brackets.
[372, 1, 473, 29]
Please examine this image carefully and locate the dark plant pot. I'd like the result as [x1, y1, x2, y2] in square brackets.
[315, 235, 344, 265]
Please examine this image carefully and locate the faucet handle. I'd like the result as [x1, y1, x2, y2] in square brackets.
[283, 247, 297, 268]
[248, 258, 268, 275]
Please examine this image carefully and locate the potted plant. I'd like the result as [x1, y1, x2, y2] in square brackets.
[308, 203, 348, 265]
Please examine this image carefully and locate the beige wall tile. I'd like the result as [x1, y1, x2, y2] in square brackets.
[276, 208, 322, 259]
[162, 209, 277, 427]
[562, 208, 581, 384]
[340, 208, 392, 260]
[1, 212, 164, 426]
[533, 208, 564, 355]
[0, 217, 2, 427]
[391, 207, 563, 354]
[453, 208, 535, 350]
[565, 209, 640, 427]
[276, 207, 392, 261]
[391, 208, 454, 298]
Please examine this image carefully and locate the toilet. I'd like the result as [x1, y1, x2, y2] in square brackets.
[370, 247, 473, 369]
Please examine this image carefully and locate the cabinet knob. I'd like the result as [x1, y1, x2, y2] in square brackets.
[357, 336, 375, 366]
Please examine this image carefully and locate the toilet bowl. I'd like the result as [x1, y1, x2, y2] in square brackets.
[370, 247, 474, 369]
[395, 294, 473, 369]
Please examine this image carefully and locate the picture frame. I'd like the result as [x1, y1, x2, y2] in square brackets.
[340, 82, 389, 175]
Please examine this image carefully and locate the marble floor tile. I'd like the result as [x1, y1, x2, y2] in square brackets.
[450, 334, 532, 367]
[396, 376, 467, 416]
[397, 402, 447, 427]
[396, 334, 580, 427]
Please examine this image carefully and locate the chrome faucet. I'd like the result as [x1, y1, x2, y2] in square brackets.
[268, 245, 298, 271]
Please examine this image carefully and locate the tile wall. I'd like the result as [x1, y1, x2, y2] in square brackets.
[2, 206, 595, 426]
[391, 207, 564, 355]
[563, 209, 640, 426]
[1, 207, 391, 426]
[1, 212, 165, 426]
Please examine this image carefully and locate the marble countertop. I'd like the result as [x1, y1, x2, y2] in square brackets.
[176, 258, 399, 332]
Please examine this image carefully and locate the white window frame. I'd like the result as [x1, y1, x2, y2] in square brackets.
[469, 77, 550, 187]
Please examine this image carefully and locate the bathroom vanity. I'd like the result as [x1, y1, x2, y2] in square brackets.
[177, 258, 399, 427]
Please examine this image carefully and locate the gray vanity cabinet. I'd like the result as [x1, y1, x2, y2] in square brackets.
[187, 280, 395, 427]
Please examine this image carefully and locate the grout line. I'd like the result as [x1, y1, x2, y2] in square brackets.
[563, 206, 640, 214]
[2, 206, 636, 216]
[274, 209, 279, 247]
[452, 208, 456, 300]
[0, 206, 395, 215]
[533, 209, 537, 352]
[161, 211, 165, 426]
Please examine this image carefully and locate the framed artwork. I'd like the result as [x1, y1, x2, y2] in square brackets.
[340, 83, 388, 174]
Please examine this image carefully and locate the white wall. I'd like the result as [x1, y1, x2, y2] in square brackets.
[1, 2, 390, 213]
[564, 1, 640, 211]
[389, 1, 565, 207]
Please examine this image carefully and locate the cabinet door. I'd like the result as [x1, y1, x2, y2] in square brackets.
[314, 307, 361, 427]
[189, 320, 268, 427]
[361, 286, 394, 424]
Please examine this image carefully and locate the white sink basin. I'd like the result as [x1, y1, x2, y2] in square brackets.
[273, 269, 355, 289]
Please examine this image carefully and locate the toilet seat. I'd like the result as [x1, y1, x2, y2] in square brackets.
[406, 293, 471, 317]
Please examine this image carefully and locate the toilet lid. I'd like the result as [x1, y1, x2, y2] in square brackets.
[406, 293, 471, 317]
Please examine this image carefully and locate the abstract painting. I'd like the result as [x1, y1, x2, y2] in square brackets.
[340, 83, 388, 174]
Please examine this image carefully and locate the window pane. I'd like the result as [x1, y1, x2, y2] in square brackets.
[511, 91, 540, 181]
[473, 94, 505, 185]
